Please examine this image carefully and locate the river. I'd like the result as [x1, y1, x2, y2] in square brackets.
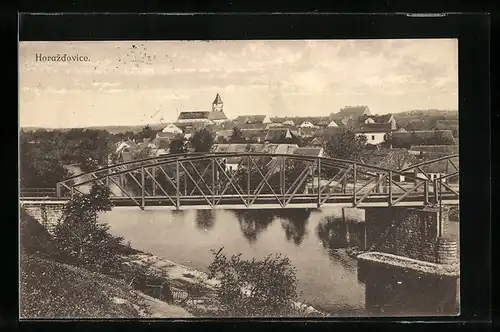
[101, 207, 368, 314]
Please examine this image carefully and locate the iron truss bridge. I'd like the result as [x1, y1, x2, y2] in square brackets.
[21, 153, 459, 210]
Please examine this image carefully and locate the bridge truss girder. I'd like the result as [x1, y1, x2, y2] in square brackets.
[56, 153, 459, 210]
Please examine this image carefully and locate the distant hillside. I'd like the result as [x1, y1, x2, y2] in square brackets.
[21, 109, 458, 134]
[22, 123, 167, 134]
[394, 109, 458, 117]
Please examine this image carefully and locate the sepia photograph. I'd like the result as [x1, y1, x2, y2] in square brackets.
[19, 39, 460, 319]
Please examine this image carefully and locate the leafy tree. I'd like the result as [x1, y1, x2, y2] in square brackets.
[323, 128, 367, 161]
[381, 132, 393, 149]
[138, 125, 157, 140]
[20, 134, 72, 188]
[191, 128, 214, 153]
[52, 184, 125, 274]
[230, 127, 245, 143]
[169, 136, 188, 154]
[207, 247, 302, 317]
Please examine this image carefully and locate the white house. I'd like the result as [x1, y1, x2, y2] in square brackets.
[161, 123, 183, 134]
[327, 120, 338, 128]
[356, 131, 387, 145]
[283, 120, 295, 126]
[299, 121, 316, 128]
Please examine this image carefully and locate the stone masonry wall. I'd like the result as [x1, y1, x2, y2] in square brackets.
[21, 204, 65, 235]
[365, 206, 451, 264]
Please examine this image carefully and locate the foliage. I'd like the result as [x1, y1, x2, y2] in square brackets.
[230, 127, 245, 143]
[169, 136, 188, 154]
[20, 136, 72, 188]
[20, 128, 118, 187]
[207, 247, 301, 317]
[52, 184, 126, 274]
[137, 125, 157, 140]
[323, 128, 366, 161]
[190, 129, 215, 153]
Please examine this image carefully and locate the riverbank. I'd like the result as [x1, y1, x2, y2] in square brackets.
[122, 250, 327, 317]
[20, 253, 194, 319]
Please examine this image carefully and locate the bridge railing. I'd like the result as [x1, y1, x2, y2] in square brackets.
[20, 188, 57, 198]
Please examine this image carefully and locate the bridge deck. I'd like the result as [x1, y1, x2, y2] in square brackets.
[20, 192, 459, 210]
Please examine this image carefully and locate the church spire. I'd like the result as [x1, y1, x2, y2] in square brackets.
[212, 93, 223, 112]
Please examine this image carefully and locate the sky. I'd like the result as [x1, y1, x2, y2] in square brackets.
[19, 39, 458, 128]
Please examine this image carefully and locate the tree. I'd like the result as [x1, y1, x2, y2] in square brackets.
[138, 125, 156, 140]
[20, 134, 72, 188]
[169, 136, 188, 154]
[230, 127, 245, 143]
[52, 184, 125, 274]
[207, 247, 302, 317]
[323, 128, 367, 161]
[381, 132, 393, 149]
[191, 128, 214, 153]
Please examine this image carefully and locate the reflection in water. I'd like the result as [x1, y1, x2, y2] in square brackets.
[278, 209, 311, 246]
[195, 210, 215, 231]
[359, 260, 459, 316]
[232, 210, 276, 243]
[316, 215, 366, 273]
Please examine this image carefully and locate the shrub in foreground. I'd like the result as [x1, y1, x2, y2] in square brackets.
[52, 184, 125, 274]
[207, 247, 301, 317]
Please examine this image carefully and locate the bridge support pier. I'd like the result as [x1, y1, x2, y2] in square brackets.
[359, 205, 459, 316]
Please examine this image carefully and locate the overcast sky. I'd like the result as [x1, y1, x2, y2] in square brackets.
[19, 39, 458, 128]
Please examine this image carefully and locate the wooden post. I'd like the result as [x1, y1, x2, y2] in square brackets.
[56, 183, 61, 198]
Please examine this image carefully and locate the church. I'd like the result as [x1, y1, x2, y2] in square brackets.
[175, 93, 229, 128]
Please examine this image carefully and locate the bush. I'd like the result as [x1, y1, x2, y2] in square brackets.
[207, 247, 301, 317]
[52, 184, 125, 275]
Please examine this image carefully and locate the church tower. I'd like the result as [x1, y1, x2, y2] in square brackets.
[212, 93, 223, 112]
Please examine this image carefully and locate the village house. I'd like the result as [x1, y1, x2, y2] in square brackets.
[298, 126, 317, 138]
[326, 120, 339, 128]
[293, 147, 325, 158]
[161, 123, 183, 135]
[233, 114, 273, 125]
[391, 130, 456, 148]
[115, 140, 140, 163]
[264, 128, 298, 143]
[354, 122, 396, 146]
[212, 143, 300, 172]
[359, 114, 397, 128]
